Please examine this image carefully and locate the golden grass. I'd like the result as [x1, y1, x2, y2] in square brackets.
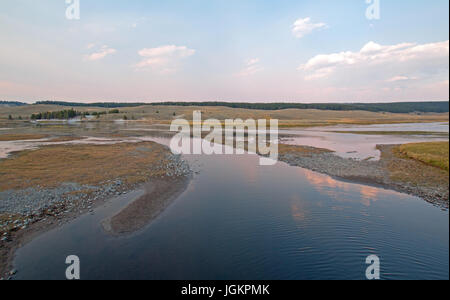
[0, 142, 173, 191]
[395, 142, 449, 171]
[278, 144, 333, 155]
[0, 134, 49, 141]
[1, 104, 448, 126]
[46, 136, 85, 143]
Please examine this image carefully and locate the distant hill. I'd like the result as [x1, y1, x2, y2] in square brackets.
[33, 101, 450, 113]
[0, 101, 27, 107]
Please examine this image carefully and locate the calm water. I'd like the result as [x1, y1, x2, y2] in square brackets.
[281, 122, 449, 160]
[13, 152, 449, 280]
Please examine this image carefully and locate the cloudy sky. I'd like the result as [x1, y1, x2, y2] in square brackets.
[0, 0, 448, 103]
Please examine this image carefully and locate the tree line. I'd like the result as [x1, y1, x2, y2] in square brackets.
[0, 101, 27, 107]
[33, 101, 449, 113]
[31, 109, 80, 120]
[30, 109, 120, 120]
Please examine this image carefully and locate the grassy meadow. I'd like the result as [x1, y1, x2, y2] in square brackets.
[0, 142, 174, 191]
[395, 142, 449, 172]
[1, 104, 449, 128]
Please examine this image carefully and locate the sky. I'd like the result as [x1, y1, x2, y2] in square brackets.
[0, 0, 449, 103]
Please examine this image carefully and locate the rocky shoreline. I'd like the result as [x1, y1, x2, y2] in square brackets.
[0, 152, 192, 279]
[278, 144, 449, 209]
[1, 140, 448, 279]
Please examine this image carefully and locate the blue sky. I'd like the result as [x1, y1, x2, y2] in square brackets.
[0, 0, 448, 103]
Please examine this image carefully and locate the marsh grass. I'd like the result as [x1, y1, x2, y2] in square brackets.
[0, 142, 173, 191]
[0, 134, 49, 141]
[395, 142, 449, 171]
[1, 104, 448, 126]
[278, 144, 333, 155]
[46, 136, 86, 143]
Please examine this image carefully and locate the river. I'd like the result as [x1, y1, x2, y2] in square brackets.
[12, 126, 449, 279]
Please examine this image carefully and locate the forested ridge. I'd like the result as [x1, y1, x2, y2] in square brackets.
[33, 101, 449, 113]
[2, 100, 448, 113]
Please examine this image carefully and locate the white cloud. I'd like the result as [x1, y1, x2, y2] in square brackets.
[299, 40, 449, 83]
[386, 76, 418, 82]
[292, 17, 327, 39]
[84, 45, 116, 61]
[237, 58, 264, 77]
[135, 45, 195, 72]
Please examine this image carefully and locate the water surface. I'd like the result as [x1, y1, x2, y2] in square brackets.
[13, 153, 449, 280]
[281, 122, 449, 160]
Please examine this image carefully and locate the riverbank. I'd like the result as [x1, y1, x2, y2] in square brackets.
[0, 141, 192, 278]
[278, 143, 449, 209]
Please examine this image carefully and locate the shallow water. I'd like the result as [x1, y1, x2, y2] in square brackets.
[317, 122, 449, 133]
[4, 122, 449, 279]
[0, 134, 172, 159]
[281, 122, 449, 160]
[0, 139, 47, 159]
[13, 152, 449, 280]
[1, 122, 447, 160]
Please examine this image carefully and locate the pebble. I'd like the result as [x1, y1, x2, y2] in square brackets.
[280, 146, 448, 209]
[0, 153, 193, 236]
